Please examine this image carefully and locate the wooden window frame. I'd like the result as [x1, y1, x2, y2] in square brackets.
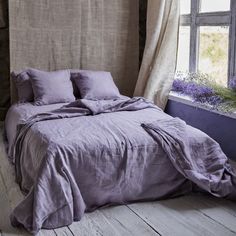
[180, 0, 236, 86]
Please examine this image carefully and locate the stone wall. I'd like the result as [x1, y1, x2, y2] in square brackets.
[0, 0, 9, 120]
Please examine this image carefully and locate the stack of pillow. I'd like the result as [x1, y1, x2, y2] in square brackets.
[11, 68, 122, 105]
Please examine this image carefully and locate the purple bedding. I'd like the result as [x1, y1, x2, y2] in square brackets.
[5, 102, 67, 154]
[5, 97, 236, 233]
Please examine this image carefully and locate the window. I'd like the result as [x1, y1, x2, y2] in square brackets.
[176, 0, 236, 87]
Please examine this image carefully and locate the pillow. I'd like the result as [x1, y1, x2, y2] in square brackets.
[11, 70, 34, 103]
[28, 69, 75, 105]
[75, 70, 121, 100]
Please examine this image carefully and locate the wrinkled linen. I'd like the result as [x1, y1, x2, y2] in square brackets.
[142, 119, 236, 199]
[7, 97, 236, 233]
[5, 102, 67, 153]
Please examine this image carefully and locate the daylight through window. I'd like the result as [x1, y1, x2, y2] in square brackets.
[177, 0, 236, 87]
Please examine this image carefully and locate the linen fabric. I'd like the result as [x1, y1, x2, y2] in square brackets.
[7, 98, 190, 233]
[5, 102, 67, 153]
[5, 97, 236, 233]
[75, 70, 121, 100]
[142, 119, 236, 198]
[11, 70, 34, 103]
[134, 0, 180, 109]
[28, 69, 75, 105]
[9, 0, 139, 102]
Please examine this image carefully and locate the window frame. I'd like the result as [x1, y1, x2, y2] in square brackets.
[180, 0, 236, 86]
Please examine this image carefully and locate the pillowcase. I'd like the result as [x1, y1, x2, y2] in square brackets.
[11, 70, 34, 103]
[28, 69, 75, 105]
[74, 70, 121, 100]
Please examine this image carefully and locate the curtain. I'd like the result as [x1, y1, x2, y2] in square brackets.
[9, 0, 139, 100]
[134, 0, 180, 109]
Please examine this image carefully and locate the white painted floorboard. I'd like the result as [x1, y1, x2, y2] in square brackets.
[0, 123, 236, 236]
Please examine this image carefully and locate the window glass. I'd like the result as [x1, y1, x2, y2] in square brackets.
[176, 26, 190, 74]
[180, 0, 191, 14]
[198, 26, 229, 86]
[200, 0, 230, 13]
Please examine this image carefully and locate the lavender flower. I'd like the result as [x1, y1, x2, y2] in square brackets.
[172, 80, 214, 98]
[194, 95, 223, 106]
[185, 82, 214, 99]
[172, 79, 223, 107]
[207, 95, 223, 106]
[172, 79, 187, 93]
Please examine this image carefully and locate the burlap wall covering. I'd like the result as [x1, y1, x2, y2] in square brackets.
[0, 0, 10, 120]
[9, 0, 139, 100]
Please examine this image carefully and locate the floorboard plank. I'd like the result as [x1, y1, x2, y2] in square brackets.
[69, 205, 159, 236]
[128, 196, 236, 236]
[183, 194, 236, 233]
[36, 230, 57, 236]
[53, 227, 74, 236]
[185, 194, 236, 217]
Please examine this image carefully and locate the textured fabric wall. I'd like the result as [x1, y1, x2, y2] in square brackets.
[9, 0, 139, 102]
[0, 0, 10, 120]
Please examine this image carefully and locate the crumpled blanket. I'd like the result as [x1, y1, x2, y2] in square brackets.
[8, 97, 236, 234]
[142, 118, 236, 199]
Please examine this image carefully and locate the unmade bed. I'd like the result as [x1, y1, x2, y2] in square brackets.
[4, 69, 236, 234]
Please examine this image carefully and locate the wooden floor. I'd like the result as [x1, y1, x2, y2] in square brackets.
[1, 123, 236, 236]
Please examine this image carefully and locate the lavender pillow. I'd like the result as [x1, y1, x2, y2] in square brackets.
[75, 70, 121, 100]
[28, 69, 75, 105]
[11, 70, 34, 103]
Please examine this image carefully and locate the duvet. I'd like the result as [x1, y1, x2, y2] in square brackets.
[8, 97, 236, 233]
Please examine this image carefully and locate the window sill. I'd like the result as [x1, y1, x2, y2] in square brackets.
[169, 91, 236, 119]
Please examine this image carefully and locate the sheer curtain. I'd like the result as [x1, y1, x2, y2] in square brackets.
[134, 0, 180, 109]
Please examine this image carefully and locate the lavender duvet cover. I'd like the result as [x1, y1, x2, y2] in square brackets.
[5, 97, 236, 233]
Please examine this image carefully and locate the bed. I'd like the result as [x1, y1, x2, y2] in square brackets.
[5, 69, 236, 234]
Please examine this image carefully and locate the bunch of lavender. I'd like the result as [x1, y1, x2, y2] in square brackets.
[173, 72, 236, 112]
[194, 95, 223, 106]
[172, 79, 222, 106]
[172, 79, 188, 93]
[185, 82, 214, 98]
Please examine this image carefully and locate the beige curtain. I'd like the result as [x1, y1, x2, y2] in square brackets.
[9, 0, 139, 99]
[134, 0, 180, 109]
